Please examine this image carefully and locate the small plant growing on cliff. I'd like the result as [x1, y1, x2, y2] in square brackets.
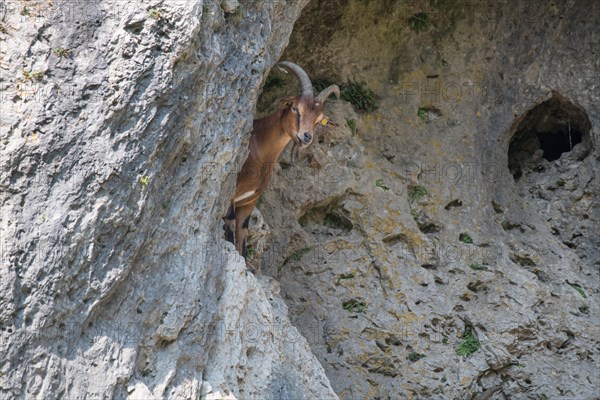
[456, 326, 479, 356]
[459, 232, 473, 244]
[407, 352, 426, 362]
[313, 79, 336, 93]
[245, 243, 256, 259]
[346, 118, 357, 136]
[255, 193, 265, 207]
[234, 6, 243, 19]
[566, 281, 587, 298]
[139, 175, 149, 186]
[287, 246, 311, 262]
[341, 80, 379, 113]
[159, 311, 168, 324]
[264, 74, 284, 91]
[336, 272, 355, 285]
[22, 69, 33, 81]
[22, 69, 45, 82]
[409, 12, 429, 33]
[469, 263, 488, 271]
[408, 185, 428, 202]
[418, 105, 442, 122]
[148, 8, 161, 20]
[21, 7, 30, 16]
[375, 179, 390, 191]
[54, 47, 71, 58]
[32, 71, 45, 80]
[342, 299, 366, 313]
[0, 24, 7, 34]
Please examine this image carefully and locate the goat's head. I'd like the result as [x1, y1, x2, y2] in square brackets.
[277, 61, 340, 148]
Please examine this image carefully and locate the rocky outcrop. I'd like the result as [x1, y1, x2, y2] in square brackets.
[251, 1, 599, 399]
[2, 0, 598, 399]
[1, 1, 338, 399]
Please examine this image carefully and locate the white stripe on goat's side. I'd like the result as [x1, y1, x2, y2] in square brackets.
[234, 191, 256, 203]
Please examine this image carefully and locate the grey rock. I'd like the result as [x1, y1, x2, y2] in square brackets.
[255, 1, 599, 399]
[1, 0, 338, 399]
[2, 0, 599, 399]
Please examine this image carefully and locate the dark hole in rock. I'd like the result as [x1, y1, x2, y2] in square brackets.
[491, 200, 504, 214]
[501, 220, 521, 231]
[467, 280, 485, 293]
[508, 92, 592, 181]
[510, 253, 536, 267]
[534, 270, 549, 282]
[385, 335, 402, 346]
[417, 222, 442, 234]
[246, 347, 257, 358]
[444, 199, 462, 210]
[537, 128, 582, 161]
[299, 197, 353, 234]
[414, 212, 443, 234]
[383, 233, 409, 245]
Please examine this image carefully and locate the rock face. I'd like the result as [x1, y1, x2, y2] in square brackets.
[250, 1, 599, 399]
[1, 1, 338, 399]
[1, 0, 598, 399]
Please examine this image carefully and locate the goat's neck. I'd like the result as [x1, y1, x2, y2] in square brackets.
[251, 109, 293, 164]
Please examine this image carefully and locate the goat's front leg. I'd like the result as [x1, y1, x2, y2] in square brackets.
[234, 202, 256, 258]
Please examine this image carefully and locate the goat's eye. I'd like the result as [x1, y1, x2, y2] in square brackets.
[292, 106, 299, 113]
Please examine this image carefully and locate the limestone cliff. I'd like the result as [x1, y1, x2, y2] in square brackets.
[1, 1, 598, 400]
[254, 1, 599, 399]
[1, 1, 336, 399]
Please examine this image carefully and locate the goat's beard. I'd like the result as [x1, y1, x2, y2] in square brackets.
[291, 137, 311, 162]
[291, 142, 301, 162]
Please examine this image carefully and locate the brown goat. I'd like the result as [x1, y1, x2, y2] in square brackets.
[224, 61, 340, 258]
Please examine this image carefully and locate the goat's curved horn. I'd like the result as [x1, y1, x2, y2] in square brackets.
[277, 61, 313, 98]
[317, 85, 340, 103]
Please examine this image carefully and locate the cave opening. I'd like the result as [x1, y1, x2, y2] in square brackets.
[508, 92, 592, 180]
[537, 128, 583, 162]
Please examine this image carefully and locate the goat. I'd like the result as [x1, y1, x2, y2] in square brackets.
[224, 61, 340, 258]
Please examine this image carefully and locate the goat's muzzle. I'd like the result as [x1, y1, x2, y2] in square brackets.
[299, 131, 312, 145]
